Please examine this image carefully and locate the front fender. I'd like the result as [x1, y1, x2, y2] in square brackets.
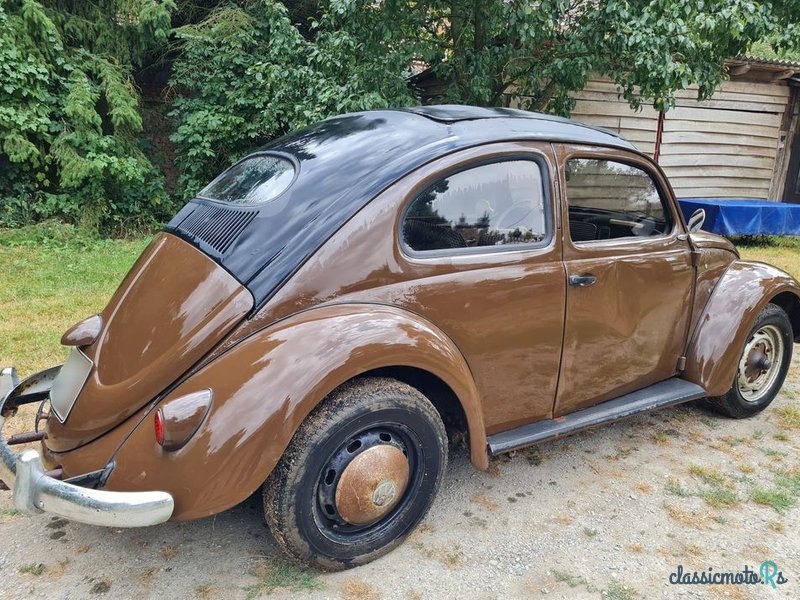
[106, 304, 486, 520]
[684, 261, 800, 396]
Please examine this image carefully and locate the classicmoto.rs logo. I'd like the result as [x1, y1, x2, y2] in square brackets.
[669, 562, 788, 589]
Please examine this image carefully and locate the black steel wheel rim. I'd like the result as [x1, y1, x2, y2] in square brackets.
[312, 423, 422, 543]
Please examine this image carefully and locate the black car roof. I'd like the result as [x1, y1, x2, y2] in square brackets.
[167, 106, 638, 309]
[399, 105, 633, 148]
[400, 105, 630, 145]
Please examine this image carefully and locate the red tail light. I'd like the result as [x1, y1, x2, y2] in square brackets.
[154, 409, 165, 446]
[153, 390, 212, 451]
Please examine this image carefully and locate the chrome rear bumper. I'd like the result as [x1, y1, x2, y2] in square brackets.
[1, 366, 174, 527]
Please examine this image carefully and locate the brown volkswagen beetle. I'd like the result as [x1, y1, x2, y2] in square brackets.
[2, 105, 799, 570]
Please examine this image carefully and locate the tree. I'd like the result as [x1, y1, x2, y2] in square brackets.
[168, 0, 417, 197]
[170, 0, 800, 197]
[4, 0, 798, 229]
[0, 0, 174, 231]
[331, 0, 800, 113]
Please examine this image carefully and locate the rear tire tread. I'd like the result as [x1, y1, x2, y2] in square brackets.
[263, 377, 447, 571]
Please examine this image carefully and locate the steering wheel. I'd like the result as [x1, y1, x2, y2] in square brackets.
[495, 203, 533, 230]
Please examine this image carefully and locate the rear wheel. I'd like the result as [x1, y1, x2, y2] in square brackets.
[706, 303, 793, 419]
[263, 377, 448, 570]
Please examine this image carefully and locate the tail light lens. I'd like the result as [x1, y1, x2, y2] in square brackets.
[153, 389, 212, 451]
[154, 409, 165, 446]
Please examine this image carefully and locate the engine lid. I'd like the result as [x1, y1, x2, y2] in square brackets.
[45, 233, 253, 452]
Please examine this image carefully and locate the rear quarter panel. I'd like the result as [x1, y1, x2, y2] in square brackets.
[105, 304, 486, 520]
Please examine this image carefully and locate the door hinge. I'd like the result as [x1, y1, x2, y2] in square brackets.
[690, 249, 703, 268]
[676, 356, 687, 372]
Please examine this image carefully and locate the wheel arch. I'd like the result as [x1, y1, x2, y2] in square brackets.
[356, 365, 470, 444]
[684, 260, 800, 396]
[770, 290, 800, 342]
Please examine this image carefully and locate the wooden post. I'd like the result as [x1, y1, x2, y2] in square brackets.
[653, 110, 665, 164]
[769, 86, 800, 202]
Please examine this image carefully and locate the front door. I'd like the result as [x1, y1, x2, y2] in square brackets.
[554, 144, 695, 416]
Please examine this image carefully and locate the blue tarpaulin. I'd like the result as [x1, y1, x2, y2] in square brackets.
[678, 198, 800, 236]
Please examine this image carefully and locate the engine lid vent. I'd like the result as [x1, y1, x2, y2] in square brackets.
[175, 204, 258, 255]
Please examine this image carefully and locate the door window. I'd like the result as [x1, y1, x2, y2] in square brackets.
[565, 158, 671, 243]
[402, 160, 548, 253]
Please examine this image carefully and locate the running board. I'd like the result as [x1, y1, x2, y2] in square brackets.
[487, 378, 706, 456]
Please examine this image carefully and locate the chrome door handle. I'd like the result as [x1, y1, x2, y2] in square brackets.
[568, 274, 597, 287]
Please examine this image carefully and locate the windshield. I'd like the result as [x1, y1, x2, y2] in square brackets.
[199, 155, 295, 204]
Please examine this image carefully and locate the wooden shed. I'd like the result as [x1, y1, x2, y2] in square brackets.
[568, 57, 800, 203]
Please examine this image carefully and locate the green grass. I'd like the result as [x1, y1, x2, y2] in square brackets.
[775, 470, 800, 495]
[18, 563, 46, 576]
[666, 465, 745, 508]
[760, 447, 787, 458]
[552, 569, 598, 591]
[0, 226, 792, 398]
[583, 527, 598, 538]
[552, 569, 587, 587]
[665, 478, 692, 497]
[0, 224, 149, 375]
[688, 465, 726, 487]
[701, 487, 739, 508]
[736, 236, 800, 280]
[243, 556, 322, 598]
[606, 581, 638, 600]
[0, 226, 797, 379]
[775, 406, 800, 431]
[751, 488, 797, 514]
[750, 468, 800, 514]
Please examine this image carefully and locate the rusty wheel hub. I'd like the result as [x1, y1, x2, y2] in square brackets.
[317, 429, 413, 530]
[744, 344, 771, 382]
[334, 445, 410, 525]
[737, 324, 784, 403]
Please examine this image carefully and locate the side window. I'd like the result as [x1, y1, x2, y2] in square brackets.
[564, 158, 671, 243]
[402, 160, 547, 253]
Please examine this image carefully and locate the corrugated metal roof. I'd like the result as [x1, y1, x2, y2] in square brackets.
[732, 55, 800, 69]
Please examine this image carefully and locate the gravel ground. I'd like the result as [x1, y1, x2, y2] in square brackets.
[1, 353, 799, 600]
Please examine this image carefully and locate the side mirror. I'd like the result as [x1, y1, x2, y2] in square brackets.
[687, 208, 705, 233]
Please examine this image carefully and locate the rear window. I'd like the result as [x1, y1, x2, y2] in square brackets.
[199, 155, 295, 205]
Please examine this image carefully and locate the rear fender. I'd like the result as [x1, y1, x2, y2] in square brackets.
[684, 261, 800, 396]
[106, 304, 486, 520]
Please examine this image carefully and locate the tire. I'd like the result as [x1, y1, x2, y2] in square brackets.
[263, 377, 448, 571]
[706, 303, 793, 419]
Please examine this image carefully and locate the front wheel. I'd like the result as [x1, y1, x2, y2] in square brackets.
[707, 303, 793, 419]
[263, 377, 448, 571]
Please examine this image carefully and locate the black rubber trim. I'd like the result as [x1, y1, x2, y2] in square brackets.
[8, 391, 50, 406]
[63, 469, 105, 489]
[487, 378, 706, 455]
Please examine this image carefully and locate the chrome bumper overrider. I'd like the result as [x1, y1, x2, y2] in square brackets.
[1, 366, 174, 527]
